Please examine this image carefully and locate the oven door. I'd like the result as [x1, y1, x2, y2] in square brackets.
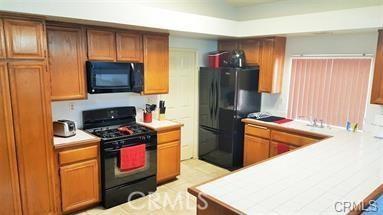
[102, 141, 157, 190]
[87, 61, 132, 94]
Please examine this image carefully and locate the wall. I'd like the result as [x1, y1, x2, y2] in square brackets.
[1, 1, 382, 37]
[51, 36, 217, 128]
[260, 31, 383, 131]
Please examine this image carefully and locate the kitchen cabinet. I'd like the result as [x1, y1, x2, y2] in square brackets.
[371, 30, 383, 104]
[0, 20, 5, 59]
[3, 18, 46, 59]
[258, 37, 286, 93]
[57, 143, 100, 214]
[243, 121, 325, 165]
[47, 25, 87, 101]
[269, 141, 298, 157]
[271, 130, 319, 147]
[0, 62, 22, 214]
[244, 135, 270, 166]
[157, 128, 181, 184]
[239, 39, 261, 65]
[218, 39, 238, 52]
[116, 31, 143, 62]
[87, 29, 116, 61]
[243, 124, 270, 166]
[217, 37, 286, 93]
[8, 61, 59, 214]
[143, 34, 169, 94]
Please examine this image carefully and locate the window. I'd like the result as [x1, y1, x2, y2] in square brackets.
[287, 57, 372, 128]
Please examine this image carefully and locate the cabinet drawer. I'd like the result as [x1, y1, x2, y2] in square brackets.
[59, 145, 98, 166]
[271, 131, 318, 147]
[158, 129, 180, 144]
[245, 124, 270, 139]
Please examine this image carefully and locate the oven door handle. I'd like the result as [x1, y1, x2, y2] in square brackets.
[104, 148, 121, 153]
[104, 145, 156, 153]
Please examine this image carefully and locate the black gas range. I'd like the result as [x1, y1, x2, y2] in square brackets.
[83, 106, 157, 209]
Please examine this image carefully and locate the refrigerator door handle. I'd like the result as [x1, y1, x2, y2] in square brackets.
[200, 125, 221, 134]
[209, 81, 214, 118]
[214, 78, 219, 118]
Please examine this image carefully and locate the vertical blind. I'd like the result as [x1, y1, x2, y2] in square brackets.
[287, 58, 372, 128]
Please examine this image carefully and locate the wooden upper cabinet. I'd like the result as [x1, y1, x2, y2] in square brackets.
[239, 39, 261, 65]
[0, 20, 6, 59]
[87, 29, 116, 61]
[371, 30, 383, 104]
[143, 34, 169, 94]
[0, 63, 22, 215]
[116, 31, 143, 62]
[8, 61, 58, 214]
[3, 19, 45, 59]
[47, 26, 87, 101]
[258, 37, 286, 93]
[218, 40, 238, 52]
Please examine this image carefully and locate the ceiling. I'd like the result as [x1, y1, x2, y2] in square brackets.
[225, 0, 285, 7]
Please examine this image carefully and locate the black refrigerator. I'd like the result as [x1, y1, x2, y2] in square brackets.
[198, 67, 262, 170]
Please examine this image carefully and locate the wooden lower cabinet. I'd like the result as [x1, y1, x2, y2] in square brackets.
[243, 135, 270, 166]
[157, 128, 181, 184]
[60, 159, 99, 213]
[269, 141, 297, 157]
[243, 122, 325, 166]
[8, 61, 59, 214]
[57, 142, 100, 214]
[0, 62, 22, 214]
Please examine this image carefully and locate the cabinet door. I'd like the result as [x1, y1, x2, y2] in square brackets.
[8, 61, 58, 214]
[371, 30, 383, 104]
[270, 141, 297, 158]
[258, 38, 275, 93]
[60, 159, 100, 213]
[0, 63, 22, 214]
[258, 37, 286, 93]
[87, 29, 116, 61]
[47, 26, 87, 101]
[157, 141, 180, 183]
[116, 31, 143, 62]
[0, 20, 6, 59]
[239, 39, 261, 65]
[218, 40, 238, 52]
[143, 34, 169, 94]
[243, 135, 270, 166]
[4, 19, 45, 59]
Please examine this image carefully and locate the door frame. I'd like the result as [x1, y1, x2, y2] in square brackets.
[169, 48, 199, 159]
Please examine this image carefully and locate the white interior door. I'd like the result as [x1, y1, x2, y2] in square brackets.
[161, 48, 197, 160]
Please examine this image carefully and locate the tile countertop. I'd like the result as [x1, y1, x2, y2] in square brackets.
[190, 118, 383, 214]
[137, 119, 183, 131]
[53, 129, 100, 149]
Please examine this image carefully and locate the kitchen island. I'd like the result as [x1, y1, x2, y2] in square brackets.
[188, 119, 383, 214]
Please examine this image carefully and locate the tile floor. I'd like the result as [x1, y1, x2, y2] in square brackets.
[78, 159, 229, 215]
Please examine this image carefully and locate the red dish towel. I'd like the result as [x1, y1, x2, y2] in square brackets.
[277, 143, 290, 154]
[274, 118, 293, 124]
[119, 144, 146, 172]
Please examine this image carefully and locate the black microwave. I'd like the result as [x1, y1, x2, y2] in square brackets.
[86, 61, 143, 94]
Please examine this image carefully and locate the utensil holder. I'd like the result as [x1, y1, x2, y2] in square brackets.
[143, 112, 152, 123]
